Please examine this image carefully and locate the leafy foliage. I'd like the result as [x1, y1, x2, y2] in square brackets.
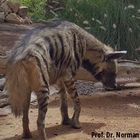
[16, 0, 140, 59]
[57, 0, 140, 59]
[14, 0, 46, 21]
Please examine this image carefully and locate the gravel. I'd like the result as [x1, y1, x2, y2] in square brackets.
[75, 80, 103, 95]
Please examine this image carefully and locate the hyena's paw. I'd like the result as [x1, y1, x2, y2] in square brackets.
[22, 132, 32, 139]
[61, 118, 71, 125]
[70, 119, 81, 129]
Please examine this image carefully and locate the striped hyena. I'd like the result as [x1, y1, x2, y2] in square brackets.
[6, 20, 126, 140]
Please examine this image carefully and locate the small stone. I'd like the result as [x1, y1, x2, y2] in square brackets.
[23, 16, 32, 24]
[0, 108, 9, 117]
[5, 13, 24, 24]
[18, 6, 28, 18]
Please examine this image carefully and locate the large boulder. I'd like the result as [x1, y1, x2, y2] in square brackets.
[18, 6, 28, 18]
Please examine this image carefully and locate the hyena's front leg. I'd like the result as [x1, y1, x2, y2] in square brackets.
[36, 86, 49, 140]
[59, 85, 70, 125]
[22, 93, 32, 139]
[64, 79, 81, 129]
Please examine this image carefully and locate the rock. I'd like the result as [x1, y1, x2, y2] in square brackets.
[0, 0, 31, 25]
[0, 0, 12, 15]
[0, 106, 11, 117]
[0, 98, 9, 108]
[0, 77, 5, 90]
[118, 60, 140, 79]
[18, 6, 28, 18]
[0, 108, 8, 116]
[5, 13, 24, 24]
[7, 1, 20, 13]
[23, 16, 32, 24]
[0, 90, 9, 108]
[0, 89, 7, 99]
[0, 12, 5, 22]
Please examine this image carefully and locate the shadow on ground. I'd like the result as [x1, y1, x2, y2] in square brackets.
[4, 122, 105, 140]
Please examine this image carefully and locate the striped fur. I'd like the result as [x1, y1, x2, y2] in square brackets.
[6, 20, 121, 139]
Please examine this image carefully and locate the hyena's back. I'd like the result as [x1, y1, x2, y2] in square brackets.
[10, 20, 85, 82]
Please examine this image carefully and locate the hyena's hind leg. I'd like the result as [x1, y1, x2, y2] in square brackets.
[58, 82, 70, 125]
[64, 78, 81, 129]
[36, 85, 49, 140]
[22, 92, 32, 139]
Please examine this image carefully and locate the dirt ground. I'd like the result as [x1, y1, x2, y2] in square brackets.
[0, 22, 140, 140]
[0, 89, 140, 140]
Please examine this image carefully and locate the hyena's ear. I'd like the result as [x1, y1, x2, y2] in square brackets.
[105, 51, 127, 61]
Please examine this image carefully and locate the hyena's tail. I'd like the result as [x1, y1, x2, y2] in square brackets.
[6, 61, 30, 117]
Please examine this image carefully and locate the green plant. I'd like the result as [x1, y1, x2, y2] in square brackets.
[19, 0, 46, 21]
[56, 0, 140, 60]
[15, 0, 140, 60]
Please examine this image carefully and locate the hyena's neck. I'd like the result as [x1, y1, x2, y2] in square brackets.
[82, 59, 99, 76]
[78, 28, 107, 76]
[73, 23, 107, 53]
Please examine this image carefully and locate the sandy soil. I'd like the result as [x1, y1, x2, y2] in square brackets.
[0, 89, 140, 140]
[0, 23, 140, 140]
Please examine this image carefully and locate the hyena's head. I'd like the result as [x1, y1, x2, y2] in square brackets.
[82, 46, 126, 90]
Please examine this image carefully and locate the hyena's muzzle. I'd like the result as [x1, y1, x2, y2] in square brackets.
[94, 51, 127, 91]
[97, 71, 117, 91]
